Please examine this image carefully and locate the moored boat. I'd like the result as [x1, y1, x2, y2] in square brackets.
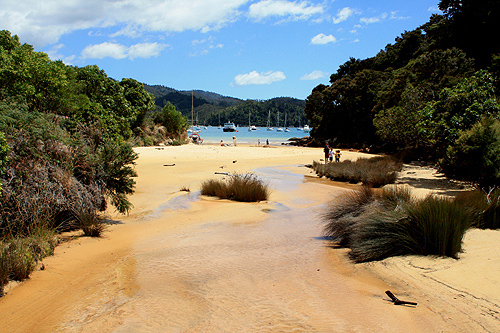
[223, 122, 237, 132]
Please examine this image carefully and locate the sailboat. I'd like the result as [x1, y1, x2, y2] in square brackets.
[188, 90, 194, 132]
[276, 111, 283, 132]
[267, 110, 274, 131]
[284, 113, 290, 132]
[248, 111, 257, 131]
[195, 112, 201, 131]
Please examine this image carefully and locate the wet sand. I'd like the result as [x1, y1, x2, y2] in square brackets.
[0, 144, 499, 332]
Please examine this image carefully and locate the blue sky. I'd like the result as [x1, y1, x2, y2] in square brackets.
[2, 0, 441, 100]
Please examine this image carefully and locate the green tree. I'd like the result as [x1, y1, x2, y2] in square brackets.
[120, 78, 155, 129]
[419, 70, 500, 152]
[156, 102, 188, 136]
[438, 0, 500, 68]
[441, 116, 500, 188]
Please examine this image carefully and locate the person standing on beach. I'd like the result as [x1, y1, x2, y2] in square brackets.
[266, 139, 269, 146]
[323, 143, 330, 163]
[258, 139, 260, 146]
[233, 136, 237, 146]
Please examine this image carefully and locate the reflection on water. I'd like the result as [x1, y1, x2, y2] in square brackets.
[254, 166, 305, 192]
[261, 202, 290, 213]
[144, 191, 201, 220]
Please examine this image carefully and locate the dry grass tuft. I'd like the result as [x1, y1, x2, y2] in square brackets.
[201, 173, 270, 202]
[313, 156, 402, 187]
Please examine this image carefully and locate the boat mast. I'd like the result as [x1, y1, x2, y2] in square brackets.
[191, 90, 194, 127]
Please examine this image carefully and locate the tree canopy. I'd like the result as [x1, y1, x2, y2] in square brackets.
[304, 1, 500, 186]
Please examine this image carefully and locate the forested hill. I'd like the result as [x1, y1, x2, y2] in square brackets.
[305, 0, 500, 155]
[143, 84, 307, 128]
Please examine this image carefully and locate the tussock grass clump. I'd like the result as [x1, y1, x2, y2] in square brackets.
[0, 228, 58, 294]
[324, 186, 474, 262]
[201, 173, 270, 202]
[313, 156, 402, 187]
[71, 207, 107, 237]
[179, 185, 191, 192]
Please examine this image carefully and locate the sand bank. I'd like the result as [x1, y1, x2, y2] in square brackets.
[0, 144, 498, 332]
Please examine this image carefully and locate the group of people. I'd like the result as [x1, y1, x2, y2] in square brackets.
[257, 139, 270, 146]
[220, 136, 238, 147]
[324, 143, 341, 163]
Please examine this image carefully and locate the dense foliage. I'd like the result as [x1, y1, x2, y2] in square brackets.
[0, 30, 164, 291]
[305, 1, 500, 188]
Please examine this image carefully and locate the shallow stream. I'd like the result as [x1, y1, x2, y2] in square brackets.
[57, 166, 418, 332]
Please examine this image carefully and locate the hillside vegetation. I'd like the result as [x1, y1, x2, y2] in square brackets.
[0, 30, 187, 293]
[305, 0, 500, 188]
[144, 84, 307, 128]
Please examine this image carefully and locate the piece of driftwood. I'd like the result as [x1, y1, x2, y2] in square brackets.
[163, 164, 175, 166]
[385, 290, 417, 306]
[215, 172, 229, 175]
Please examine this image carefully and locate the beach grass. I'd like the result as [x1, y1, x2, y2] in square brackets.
[313, 156, 402, 187]
[324, 186, 474, 262]
[71, 208, 107, 237]
[0, 227, 58, 294]
[201, 173, 270, 202]
[179, 185, 191, 192]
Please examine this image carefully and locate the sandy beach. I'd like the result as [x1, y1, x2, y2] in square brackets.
[0, 143, 499, 332]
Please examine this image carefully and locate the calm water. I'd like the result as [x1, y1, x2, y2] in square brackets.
[189, 126, 310, 144]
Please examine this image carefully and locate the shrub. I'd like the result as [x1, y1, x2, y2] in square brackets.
[0, 131, 8, 195]
[201, 173, 270, 202]
[440, 116, 500, 188]
[98, 140, 138, 214]
[324, 186, 474, 262]
[454, 189, 500, 229]
[313, 156, 402, 187]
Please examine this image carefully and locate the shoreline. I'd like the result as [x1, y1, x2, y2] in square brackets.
[0, 144, 498, 332]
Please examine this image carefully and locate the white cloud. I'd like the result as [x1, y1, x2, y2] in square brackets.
[1, 0, 249, 47]
[82, 42, 128, 59]
[234, 71, 286, 85]
[333, 7, 354, 24]
[300, 70, 327, 80]
[127, 43, 167, 59]
[190, 36, 223, 56]
[390, 11, 410, 20]
[360, 12, 388, 24]
[82, 42, 167, 60]
[248, 0, 323, 21]
[310, 33, 336, 45]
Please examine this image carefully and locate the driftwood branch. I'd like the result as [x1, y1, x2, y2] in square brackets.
[385, 290, 417, 306]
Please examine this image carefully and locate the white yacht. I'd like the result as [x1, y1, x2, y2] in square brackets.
[223, 122, 237, 132]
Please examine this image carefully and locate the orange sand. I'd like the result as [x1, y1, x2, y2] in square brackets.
[0, 144, 498, 332]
